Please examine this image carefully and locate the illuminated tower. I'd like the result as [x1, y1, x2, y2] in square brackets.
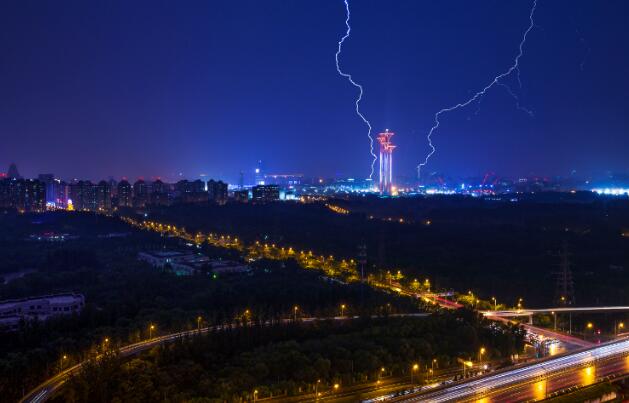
[377, 129, 396, 195]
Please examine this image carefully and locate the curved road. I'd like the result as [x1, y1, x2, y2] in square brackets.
[20, 313, 430, 403]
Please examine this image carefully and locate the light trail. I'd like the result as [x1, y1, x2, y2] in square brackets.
[417, 0, 539, 179]
[397, 337, 629, 402]
[335, 0, 378, 180]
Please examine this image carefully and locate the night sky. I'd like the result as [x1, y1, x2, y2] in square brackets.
[1, 0, 628, 183]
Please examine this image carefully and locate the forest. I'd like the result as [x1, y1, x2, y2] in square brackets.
[55, 311, 525, 402]
[135, 194, 629, 307]
[0, 212, 421, 402]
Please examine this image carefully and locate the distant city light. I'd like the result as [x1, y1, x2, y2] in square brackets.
[592, 188, 629, 196]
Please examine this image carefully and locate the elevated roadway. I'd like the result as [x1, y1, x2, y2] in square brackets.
[485, 306, 629, 318]
[394, 337, 629, 402]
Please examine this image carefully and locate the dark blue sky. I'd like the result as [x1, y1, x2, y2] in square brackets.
[1, 0, 628, 183]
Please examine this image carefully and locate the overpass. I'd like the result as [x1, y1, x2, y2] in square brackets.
[394, 337, 629, 402]
[484, 306, 629, 318]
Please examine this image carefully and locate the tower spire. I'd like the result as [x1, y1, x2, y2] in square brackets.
[377, 130, 396, 195]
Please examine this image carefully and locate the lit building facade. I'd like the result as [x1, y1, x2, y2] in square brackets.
[252, 184, 280, 202]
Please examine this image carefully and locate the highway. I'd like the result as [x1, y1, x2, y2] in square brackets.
[394, 337, 629, 402]
[486, 306, 629, 317]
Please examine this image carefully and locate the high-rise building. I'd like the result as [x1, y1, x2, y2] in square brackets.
[150, 179, 170, 206]
[117, 180, 132, 208]
[233, 189, 249, 202]
[96, 180, 112, 211]
[69, 180, 97, 211]
[190, 179, 205, 193]
[108, 178, 118, 198]
[377, 130, 396, 195]
[174, 179, 207, 203]
[255, 160, 264, 185]
[48, 179, 69, 208]
[38, 174, 56, 205]
[207, 179, 228, 204]
[7, 163, 21, 179]
[252, 185, 280, 202]
[0, 178, 46, 212]
[133, 179, 148, 208]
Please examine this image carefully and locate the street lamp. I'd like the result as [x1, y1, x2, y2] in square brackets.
[432, 358, 437, 373]
[59, 354, 68, 373]
[197, 316, 202, 332]
[294, 306, 299, 321]
[333, 383, 340, 393]
[253, 389, 258, 402]
[618, 321, 625, 336]
[149, 324, 155, 339]
[491, 297, 497, 311]
[479, 347, 485, 364]
[411, 363, 419, 384]
[551, 311, 557, 331]
[340, 304, 346, 317]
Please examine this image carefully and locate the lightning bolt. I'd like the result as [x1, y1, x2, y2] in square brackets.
[418, 0, 539, 180]
[336, 0, 377, 180]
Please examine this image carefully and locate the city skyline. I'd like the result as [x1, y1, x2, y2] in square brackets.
[2, 1, 629, 182]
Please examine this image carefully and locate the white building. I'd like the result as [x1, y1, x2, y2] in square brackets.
[0, 293, 85, 331]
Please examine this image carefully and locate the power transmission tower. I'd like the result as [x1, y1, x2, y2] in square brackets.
[357, 242, 367, 282]
[553, 242, 575, 306]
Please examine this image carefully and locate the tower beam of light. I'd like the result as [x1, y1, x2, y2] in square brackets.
[417, 0, 539, 179]
[336, 0, 377, 180]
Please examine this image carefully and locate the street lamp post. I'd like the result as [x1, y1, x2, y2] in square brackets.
[294, 306, 299, 322]
[314, 379, 321, 402]
[491, 297, 497, 311]
[59, 354, 67, 373]
[551, 312, 557, 331]
[479, 347, 485, 365]
[411, 363, 419, 384]
[586, 322, 593, 341]
[616, 321, 625, 336]
[340, 304, 346, 317]
[253, 389, 258, 402]
[197, 316, 202, 332]
[149, 324, 155, 339]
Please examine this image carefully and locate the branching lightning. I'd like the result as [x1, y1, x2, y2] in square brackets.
[417, 0, 539, 179]
[336, 0, 377, 180]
